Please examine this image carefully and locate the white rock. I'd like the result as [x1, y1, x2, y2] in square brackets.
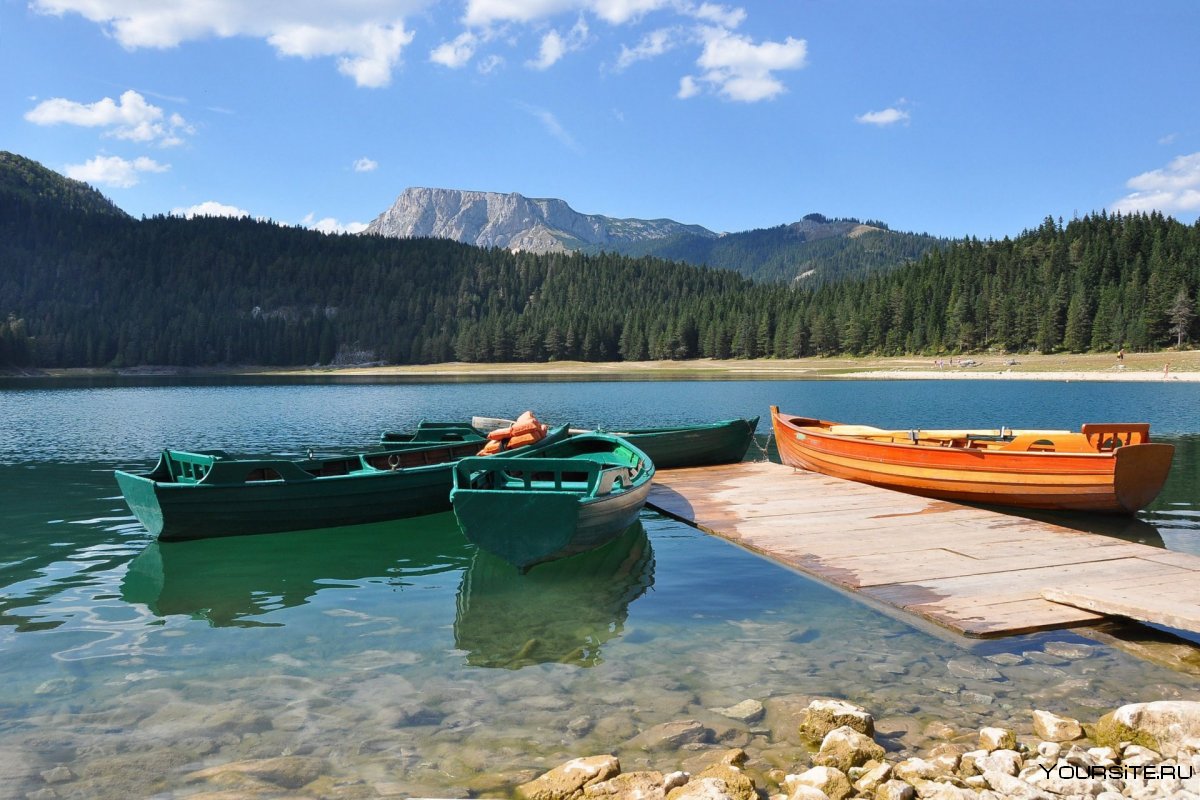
[1031, 709, 1083, 742]
[979, 728, 1016, 753]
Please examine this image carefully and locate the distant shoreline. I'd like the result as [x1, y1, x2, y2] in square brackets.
[4, 351, 1198, 382]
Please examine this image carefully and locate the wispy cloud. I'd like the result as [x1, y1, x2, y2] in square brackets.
[171, 201, 250, 219]
[353, 157, 379, 173]
[65, 154, 168, 188]
[1111, 152, 1200, 215]
[521, 104, 580, 151]
[29, 1, 423, 88]
[25, 90, 193, 146]
[856, 103, 910, 127]
[615, 27, 679, 71]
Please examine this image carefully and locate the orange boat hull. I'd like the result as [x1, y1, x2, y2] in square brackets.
[770, 407, 1173, 514]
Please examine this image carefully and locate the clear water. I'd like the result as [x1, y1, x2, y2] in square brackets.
[0, 379, 1197, 799]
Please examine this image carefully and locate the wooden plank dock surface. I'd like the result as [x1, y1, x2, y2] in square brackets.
[646, 461, 1200, 638]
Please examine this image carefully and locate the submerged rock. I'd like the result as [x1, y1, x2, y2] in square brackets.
[627, 721, 712, 751]
[184, 756, 325, 790]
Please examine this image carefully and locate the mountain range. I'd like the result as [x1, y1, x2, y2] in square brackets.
[365, 187, 946, 284]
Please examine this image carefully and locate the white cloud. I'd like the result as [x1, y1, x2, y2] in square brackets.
[615, 27, 678, 70]
[171, 201, 250, 218]
[25, 89, 192, 146]
[301, 213, 368, 234]
[688, 2, 745, 29]
[527, 17, 588, 70]
[268, 22, 414, 88]
[1158, 132, 1178, 146]
[65, 155, 168, 188]
[353, 157, 379, 172]
[1111, 153, 1200, 215]
[682, 26, 806, 102]
[856, 106, 910, 127]
[591, 0, 668, 24]
[29, 1, 424, 88]
[430, 31, 478, 68]
[677, 75, 699, 99]
[465, 0, 579, 27]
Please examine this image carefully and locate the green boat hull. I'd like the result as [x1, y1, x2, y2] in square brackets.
[612, 417, 759, 469]
[116, 426, 569, 542]
[450, 434, 654, 570]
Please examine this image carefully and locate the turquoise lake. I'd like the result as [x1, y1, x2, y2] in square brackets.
[0, 378, 1197, 798]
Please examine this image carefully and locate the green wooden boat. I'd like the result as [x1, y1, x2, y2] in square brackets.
[609, 417, 759, 469]
[450, 433, 655, 570]
[454, 523, 654, 668]
[472, 415, 759, 469]
[379, 421, 488, 451]
[115, 425, 569, 542]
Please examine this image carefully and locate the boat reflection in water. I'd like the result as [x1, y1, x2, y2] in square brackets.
[454, 522, 654, 669]
[121, 513, 471, 627]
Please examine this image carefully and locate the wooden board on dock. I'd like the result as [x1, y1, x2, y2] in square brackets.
[647, 461, 1200, 638]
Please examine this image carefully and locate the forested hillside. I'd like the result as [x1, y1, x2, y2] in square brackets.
[607, 213, 946, 285]
[1, 153, 1197, 368]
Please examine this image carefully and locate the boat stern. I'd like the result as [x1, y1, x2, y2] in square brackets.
[1113, 443, 1175, 514]
[114, 470, 165, 537]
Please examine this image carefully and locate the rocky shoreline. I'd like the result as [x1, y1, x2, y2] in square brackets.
[510, 699, 1200, 800]
[117, 699, 1200, 800]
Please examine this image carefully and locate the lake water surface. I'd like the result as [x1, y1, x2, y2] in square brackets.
[0, 378, 1197, 798]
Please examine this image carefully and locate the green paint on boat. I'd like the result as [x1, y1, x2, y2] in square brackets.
[450, 433, 654, 570]
[379, 421, 488, 451]
[609, 417, 759, 469]
[115, 425, 569, 541]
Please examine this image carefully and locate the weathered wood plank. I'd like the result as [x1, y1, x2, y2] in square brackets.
[1043, 584, 1200, 634]
[646, 461, 1200, 638]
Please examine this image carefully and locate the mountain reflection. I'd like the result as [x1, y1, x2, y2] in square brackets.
[454, 523, 655, 668]
[121, 513, 471, 626]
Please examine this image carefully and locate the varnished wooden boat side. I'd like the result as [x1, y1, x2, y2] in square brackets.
[769, 406, 1173, 514]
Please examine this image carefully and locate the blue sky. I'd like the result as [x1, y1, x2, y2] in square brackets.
[3, 0, 1199, 238]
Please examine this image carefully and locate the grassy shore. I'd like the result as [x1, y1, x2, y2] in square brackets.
[8, 349, 1200, 381]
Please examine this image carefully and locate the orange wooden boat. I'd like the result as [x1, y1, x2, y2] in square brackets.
[769, 406, 1174, 514]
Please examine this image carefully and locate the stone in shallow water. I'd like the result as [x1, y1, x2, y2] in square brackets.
[946, 659, 1002, 682]
[1042, 641, 1095, 660]
[184, 756, 326, 790]
[626, 720, 712, 751]
[710, 700, 765, 724]
[984, 653, 1025, 667]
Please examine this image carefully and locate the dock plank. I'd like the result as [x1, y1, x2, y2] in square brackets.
[647, 461, 1200, 638]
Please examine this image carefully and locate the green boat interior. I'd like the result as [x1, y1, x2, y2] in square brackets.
[454, 439, 648, 498]
[379, 421, 487, 449]
[145, 441, 482, 486]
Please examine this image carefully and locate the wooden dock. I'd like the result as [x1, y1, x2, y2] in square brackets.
[647, 461, 1200, 638]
